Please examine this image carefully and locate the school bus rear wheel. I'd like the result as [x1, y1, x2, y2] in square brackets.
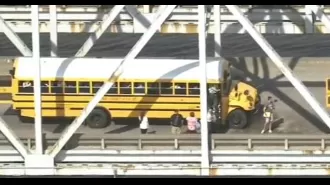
[85, 108, 111, 129]
[227, 108, 247, 129]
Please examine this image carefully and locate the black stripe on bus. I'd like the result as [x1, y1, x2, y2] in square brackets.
[13, 94, 200, 104]
[15, 93, 200, 98]
[15, 107, 199, 111]
[12, 100, 200, 105]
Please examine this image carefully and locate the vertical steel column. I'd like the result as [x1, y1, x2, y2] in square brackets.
[49, 5, 58, 56]
[49, 5, 177, 158]
[308, 5, 330, 33]
[305, 6, 314, 33]
[198, 5, 210, 176]
[143, 5, 151, 13]
[226, 5, 330, 127]
[214, 5, 221, 57]
[31, 5, 43, 154]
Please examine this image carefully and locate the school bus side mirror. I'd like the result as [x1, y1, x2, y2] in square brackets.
[9, 69, 15, 77]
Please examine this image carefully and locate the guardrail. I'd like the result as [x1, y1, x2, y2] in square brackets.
[0, 134, 330, 150]
[0, 11, 306, 22]
[2, 134, 330, 164]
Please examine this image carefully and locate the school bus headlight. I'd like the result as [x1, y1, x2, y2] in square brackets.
[243, 90, 249, 95]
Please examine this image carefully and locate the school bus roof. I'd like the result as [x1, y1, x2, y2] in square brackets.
[14, 57, 225, 81]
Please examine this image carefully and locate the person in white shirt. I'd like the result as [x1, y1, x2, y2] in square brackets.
[261, 96, 277, 134]
[139, 111, 149, 134]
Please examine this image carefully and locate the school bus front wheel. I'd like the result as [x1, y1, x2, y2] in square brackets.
[227, 108, 247, 129]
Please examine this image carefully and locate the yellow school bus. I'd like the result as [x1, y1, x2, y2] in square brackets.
[326, 78, 330, 107]
[10, 57, 260, 129]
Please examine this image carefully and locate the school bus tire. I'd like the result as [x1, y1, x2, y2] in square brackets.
[227, 108, 247, 129]
[86, 107, 111, 129]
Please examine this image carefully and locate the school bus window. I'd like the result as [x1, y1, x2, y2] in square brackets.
[41, 81, 50, 93]
[107, 82, 118, 94]
[92, 82, 104, 93]
[50, 81, 64, 93]
[207, 83, 220, 90]
[160, 82, 172, 94]
[78, 82, 90, 94]
[328, 79, 330, 91]
[147, 82, 159, 95]
[188, 83, 200, 95]
[0, 79, 10, 87]
[174, 83, 186, 95]
[64, 81, 77, 93]
[134, 82, 145, 94]
[18, 80, 33, 93]
[119, 82, 132, 94]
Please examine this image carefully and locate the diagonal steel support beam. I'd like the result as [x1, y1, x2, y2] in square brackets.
[0, 117, 29, 157]
[307, 5, 330, 32]
[126, 5, 167, 31]
[226, 5, 330, 127]
[75, 5, 125, 57]
[48, 5, 177, 158]
[0, 16, 32, 56]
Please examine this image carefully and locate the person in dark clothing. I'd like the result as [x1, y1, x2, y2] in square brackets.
[208, 85, 221, 120]
[170, 110, 184, 134]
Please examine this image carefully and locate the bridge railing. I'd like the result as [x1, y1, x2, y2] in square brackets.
[0, 134, 329, 151]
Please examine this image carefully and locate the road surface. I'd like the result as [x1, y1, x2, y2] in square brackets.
[2, 33, 330, 57]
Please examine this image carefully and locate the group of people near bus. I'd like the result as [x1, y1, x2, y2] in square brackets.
[138, 110, 201, 135]
[137, 82, 277, 134]
[170, 110, 201, 134]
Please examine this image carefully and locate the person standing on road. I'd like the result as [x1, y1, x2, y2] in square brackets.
[170, 110, 184, 134]
[261, 96, 276, 134]
[139, 111, 149, 134]
[208, 84, 221, 119]
[186, 112, 198, 133]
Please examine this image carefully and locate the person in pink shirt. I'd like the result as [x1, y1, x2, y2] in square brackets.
[186, 112, 199, 133]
